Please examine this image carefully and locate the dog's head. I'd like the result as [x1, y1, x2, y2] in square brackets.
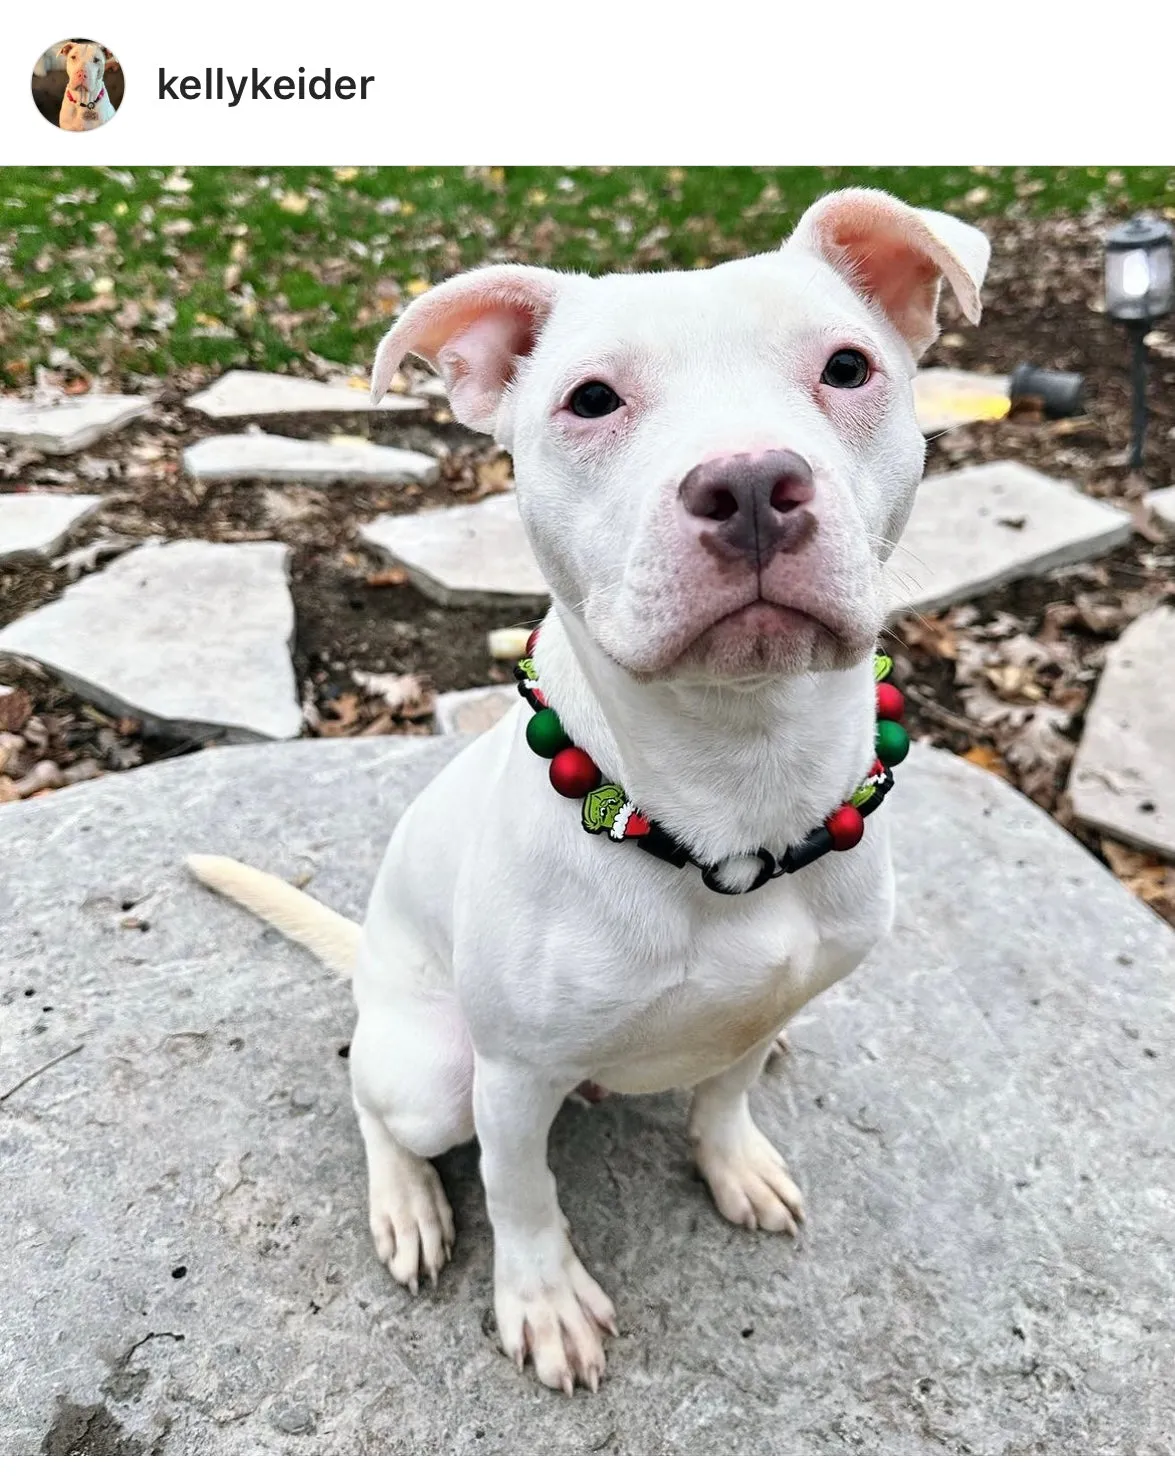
[372, 189, 988, 683]
[60, 41, 114, 97]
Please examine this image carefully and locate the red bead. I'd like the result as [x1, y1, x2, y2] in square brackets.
[876, 682, 904, 722]
[826, 803, 865, 851]
[870, 758, 885, 777]
[525, 626, 541, 657]
[549, 747, 600, 798]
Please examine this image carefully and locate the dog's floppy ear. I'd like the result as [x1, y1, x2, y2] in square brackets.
[787, 189, 990, 360]
[103, 49, 120, 70]
[370, 264, 565, 433]
[58, 42, 74, 55]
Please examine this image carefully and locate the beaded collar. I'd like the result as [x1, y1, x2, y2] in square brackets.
[514, 632, 909, 896]
[67, 86, 106, 111]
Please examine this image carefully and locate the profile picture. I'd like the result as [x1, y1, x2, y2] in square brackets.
[31, 38, 123, 132]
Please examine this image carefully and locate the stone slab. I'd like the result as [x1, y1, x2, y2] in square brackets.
[1, 737, 1172, 1455]
[433, 684, 520, 737]
[187, 371, 427, 420]
[889, 461, 1133, 614]
[1068, 605, 1175, 858]
[0, 493, 103, 565]
[1144, 485, 1175, 532]
[0, 540, 300, 742]
[361, 493, 546, 605]
[912, 368, 1011, 435]
[183, 433, 439, 488]
[0, 394, 152, 454]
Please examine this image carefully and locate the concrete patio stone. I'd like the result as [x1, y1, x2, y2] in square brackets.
[0, 493, 103, 566]
[1068, 604, 1175, 859]
[0, 540, 300, 742]
[183, 432, 439, 487]
[186, 371, 427, 420]
[1, 737, 1171, 1454]
[0, 393, 152, 454]
[889, 461, 1132, 613]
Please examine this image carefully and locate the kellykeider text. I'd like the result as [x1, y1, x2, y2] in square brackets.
[157, 68, 375, 106]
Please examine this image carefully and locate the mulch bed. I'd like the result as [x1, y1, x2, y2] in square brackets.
[1, 212, 1173, 922]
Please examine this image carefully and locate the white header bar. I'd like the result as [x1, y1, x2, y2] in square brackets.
[2, 0, 1170, 166]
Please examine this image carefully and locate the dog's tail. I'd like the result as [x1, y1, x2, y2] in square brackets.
[185, 854, 360, 976]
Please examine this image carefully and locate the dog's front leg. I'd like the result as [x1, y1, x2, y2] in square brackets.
[688, 1038, 806, 1235]
[473, 1055, 617, 1393]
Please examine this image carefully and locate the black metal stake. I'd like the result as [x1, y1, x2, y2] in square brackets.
[1128, 319, 1150, 469]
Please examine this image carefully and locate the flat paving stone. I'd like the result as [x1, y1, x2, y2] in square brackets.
[1144, 485, 1175, 531]
[0, 393, 152, 454]
[361, 493, 545, 604]
[889, 461, 1133, 614]
[0, 540, 299, 742]
[186, 371, 427, 419]
[183, 433, 439, 488]
[1, 737, 1172, 1455]
[912, 368, 1011, 434]
[0, 492, 103, 565]
[1068, 604, 1175, 859]
[433, 684, 519, 736]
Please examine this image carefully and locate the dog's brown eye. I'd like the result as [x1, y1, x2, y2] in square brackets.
[569, 381, 623, 418]
[821, 350, 871, 389]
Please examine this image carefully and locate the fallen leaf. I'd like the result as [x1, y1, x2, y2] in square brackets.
[365, 566, 409, 587]
[351, 670, 428, 715]
[0, 688, 33, 733]
[333, 166, 360, 182]
[278, 192, 310, 215]
[114, 300, 143, 331]
[895, 613, 958, 661]
[314, 691, 363, 736]
[961, 745, 1009, 778]
[474, 452, 514, 499]
[63, 294, 116, 315]
[1101, 840, 1173, 909]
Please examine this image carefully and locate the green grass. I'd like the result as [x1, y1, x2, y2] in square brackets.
[2, 165, 1172, 387]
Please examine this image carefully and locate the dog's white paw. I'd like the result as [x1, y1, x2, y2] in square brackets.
[693, 1121, 805, 1235]
[495, 1237, 617, 1394]
[368, 1156, 455, 1293]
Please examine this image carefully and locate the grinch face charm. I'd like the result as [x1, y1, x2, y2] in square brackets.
[581, 783, 651, 842]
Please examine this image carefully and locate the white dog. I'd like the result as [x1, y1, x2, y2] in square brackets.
[190, 188, 988, 1395]
[56, 42, 117, 131]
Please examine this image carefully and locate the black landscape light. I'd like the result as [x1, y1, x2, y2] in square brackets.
[1104, 215, 1175, 468]
[1008, 363, 1085, 419]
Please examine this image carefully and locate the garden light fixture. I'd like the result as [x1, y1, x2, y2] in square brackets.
[1104, 215, 1175, 468]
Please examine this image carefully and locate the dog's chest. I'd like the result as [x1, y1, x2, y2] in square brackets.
[588, 874, 886, 1094]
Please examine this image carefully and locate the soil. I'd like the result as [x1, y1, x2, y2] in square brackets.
[1, 212, 1173, 921]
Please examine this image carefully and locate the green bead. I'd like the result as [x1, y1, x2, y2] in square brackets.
[526, 707, 570, 758]
[875, 719, 910, 766]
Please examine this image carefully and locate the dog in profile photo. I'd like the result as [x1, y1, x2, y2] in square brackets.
[54, 40, 120, 131]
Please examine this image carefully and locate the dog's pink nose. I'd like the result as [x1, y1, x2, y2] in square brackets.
[678, 449, 816, 562]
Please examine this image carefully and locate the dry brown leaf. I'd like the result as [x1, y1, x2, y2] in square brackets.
[316, 691, 363, 736]
[474, 452, 514, 500]
[986, 665, 1045, 702]
[352, 671, 431, 716]
[961, 745, 1009, 778]
[1101, 840, 1174, 908]
[365, 566, 409, 587]
[63, 294, 117, 315]
[895, 613, 958, 661]
[0, 688, 33, 733]
[0, 775, 19, 804]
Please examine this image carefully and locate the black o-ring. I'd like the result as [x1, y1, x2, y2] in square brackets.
[700, 847, 779, 895]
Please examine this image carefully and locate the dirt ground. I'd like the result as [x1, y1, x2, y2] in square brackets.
[1, 213, 1173, 921]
